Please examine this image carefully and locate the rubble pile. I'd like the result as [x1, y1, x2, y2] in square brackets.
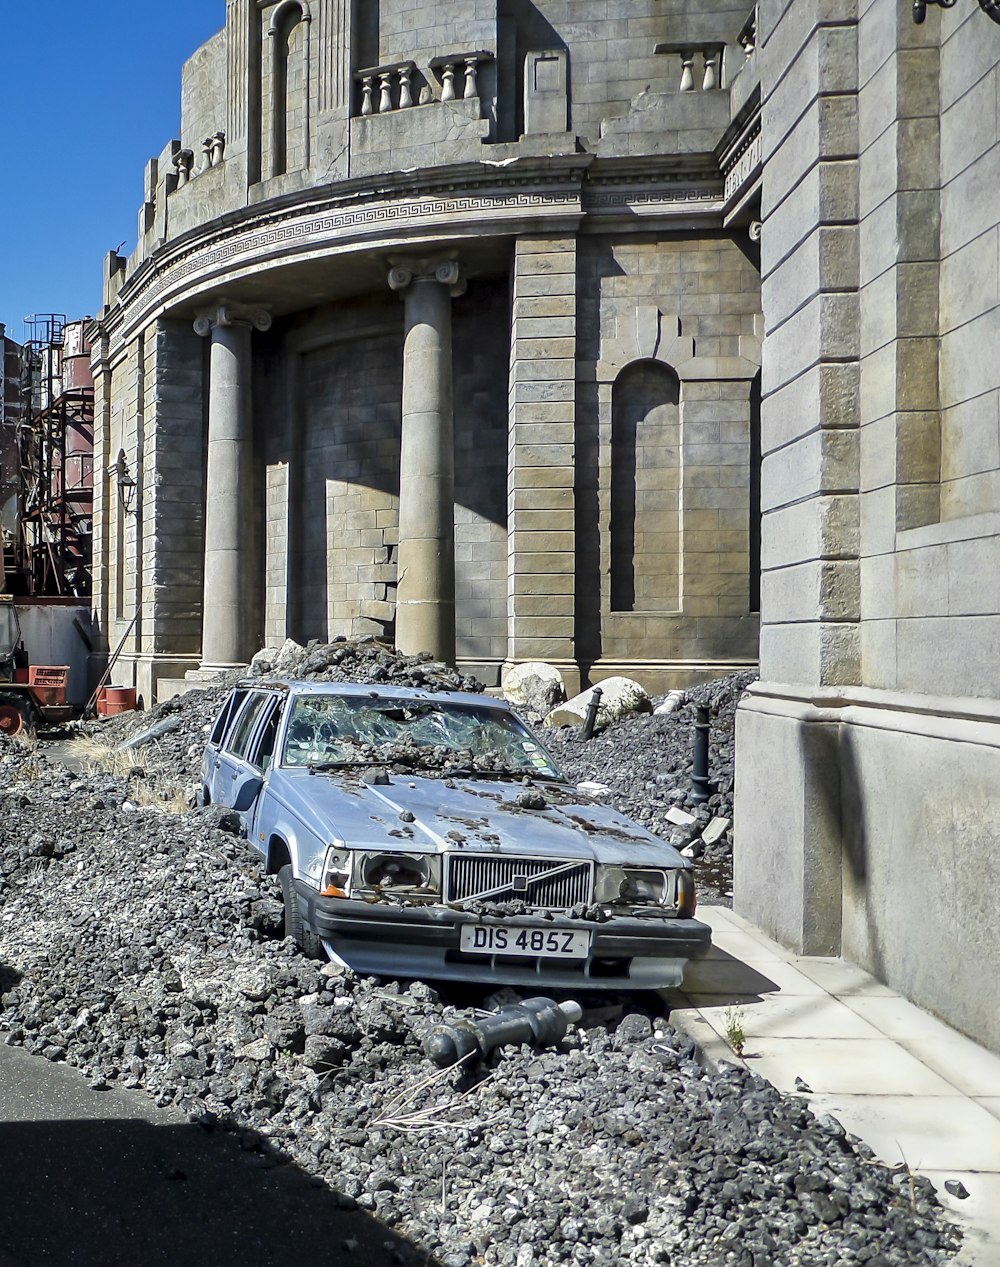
[541, 673, 755, 904]
[0, 730, 961, 1266]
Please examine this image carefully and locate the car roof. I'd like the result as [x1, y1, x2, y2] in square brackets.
[234, 678, 509, 711]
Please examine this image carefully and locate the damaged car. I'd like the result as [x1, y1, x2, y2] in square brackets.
[201, 680, 711, 989]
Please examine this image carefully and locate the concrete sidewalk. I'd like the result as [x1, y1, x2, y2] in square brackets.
[667, 906, 1000, 1267]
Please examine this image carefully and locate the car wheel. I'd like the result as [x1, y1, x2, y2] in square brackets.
[278, 863, 324, 959]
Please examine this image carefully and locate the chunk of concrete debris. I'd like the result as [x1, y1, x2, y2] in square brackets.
[273, 638, 306, 672]
[502, 661, 566, 720]
[666, 806, 697, 826]
[544, 676, 651, 730]
[701, 816, 731, 846]
[576, 780, 612, 797]
[654, 690, 686, 715]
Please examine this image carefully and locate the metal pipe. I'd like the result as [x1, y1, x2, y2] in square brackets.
[691, 704, 711, 804]
[582, 686, 603, 740]
[423, 996, 584, 1068]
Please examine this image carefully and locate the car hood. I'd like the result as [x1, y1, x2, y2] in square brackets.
[268, 768, 690, 867]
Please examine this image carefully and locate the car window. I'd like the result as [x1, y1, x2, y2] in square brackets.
[225, 693, 270, 761]
[280, 693, 562, 778]
[249, 699, 283, 772]
[210, 689, 247, 747]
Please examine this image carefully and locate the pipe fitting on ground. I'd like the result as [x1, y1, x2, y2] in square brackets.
[423, 996, 584, 1068]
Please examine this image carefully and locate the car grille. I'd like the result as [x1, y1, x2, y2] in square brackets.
[445, 855, 594, 909]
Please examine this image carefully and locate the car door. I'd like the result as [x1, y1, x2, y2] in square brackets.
[213, 691, 271, 809]
[204, 688, 248, 802]
[242, 695, 285, 849]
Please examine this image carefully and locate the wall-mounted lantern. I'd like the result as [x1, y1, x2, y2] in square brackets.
[913, 0, 1000, 24]
[111, 449, 137, 517]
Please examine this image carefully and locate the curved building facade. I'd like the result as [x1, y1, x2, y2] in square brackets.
[91, 0, 763, 702]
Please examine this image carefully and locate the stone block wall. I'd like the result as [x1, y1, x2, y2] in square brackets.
[256, 281, 509, 673]
[576, 233, 760, 675]
[737, 0, 1000, 1055]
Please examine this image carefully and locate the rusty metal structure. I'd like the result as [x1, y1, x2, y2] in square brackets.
[9, 315, 94, 597]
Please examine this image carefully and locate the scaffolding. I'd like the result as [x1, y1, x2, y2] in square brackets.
[10, 315, 94, 597]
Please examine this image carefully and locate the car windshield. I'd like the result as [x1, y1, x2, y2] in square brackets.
[281, 694, 563, 780]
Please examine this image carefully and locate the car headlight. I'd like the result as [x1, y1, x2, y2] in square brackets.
[594, 865, 697, 912]
[320, 845, 353, 898]
[355, 851, 441, 898]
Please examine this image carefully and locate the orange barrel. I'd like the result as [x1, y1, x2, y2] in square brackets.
[96, 687, 137, 716]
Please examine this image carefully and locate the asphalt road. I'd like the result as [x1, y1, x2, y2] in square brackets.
[0, 1040, 436, 1267]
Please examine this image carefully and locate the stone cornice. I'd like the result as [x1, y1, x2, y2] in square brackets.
[100, 155, 727, 347]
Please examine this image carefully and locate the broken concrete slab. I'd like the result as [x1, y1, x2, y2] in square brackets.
[544, 676, 651, 730]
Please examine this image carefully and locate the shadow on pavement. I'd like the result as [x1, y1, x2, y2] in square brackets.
[0, 1112, 438, 1267]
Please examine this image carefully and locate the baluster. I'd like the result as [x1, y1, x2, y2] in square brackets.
[702, 49, 718, 91]
[464, 56, 479, 99]
[360, 75, 374, 115]
[679, 51, 695, 92]
[398, 64, 413, 108]
[441, 61, 456, 102]
[378, 71, 393, 112]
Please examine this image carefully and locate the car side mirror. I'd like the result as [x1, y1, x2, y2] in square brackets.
[232, 770, 264, 813]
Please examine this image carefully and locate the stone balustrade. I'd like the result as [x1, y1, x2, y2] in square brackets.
[356, 61, 418, 115]
[653, 42, 727, 92]
[738, 6, 758, 56]
[354, 51, 492, 116]
[172, 131, 225, 189]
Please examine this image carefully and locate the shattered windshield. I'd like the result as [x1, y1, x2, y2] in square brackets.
[281, 694, 562, 780]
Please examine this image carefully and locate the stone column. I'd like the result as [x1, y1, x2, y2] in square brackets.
[194, 302, 271, 671]
[388, 257, 465, 663]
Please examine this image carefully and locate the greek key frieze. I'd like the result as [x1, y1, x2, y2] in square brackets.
[112, 190, 579, 334]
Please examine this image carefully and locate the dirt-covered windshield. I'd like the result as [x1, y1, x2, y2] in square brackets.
[281, 694, 562, 779]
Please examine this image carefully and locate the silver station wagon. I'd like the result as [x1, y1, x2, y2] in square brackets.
[201, 680, 711, 989]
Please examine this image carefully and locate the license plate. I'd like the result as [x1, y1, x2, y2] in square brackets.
[460, 924, 591, 959]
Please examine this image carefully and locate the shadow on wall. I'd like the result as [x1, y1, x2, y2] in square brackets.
[805, 718, 885, 979]
[0, 1111, 440, 1267]
[497, 0, 569, 141]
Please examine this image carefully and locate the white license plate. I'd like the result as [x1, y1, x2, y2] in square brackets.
[460, 924, 591, 959]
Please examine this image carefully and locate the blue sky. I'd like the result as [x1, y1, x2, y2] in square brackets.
[1, 1, 226, 341]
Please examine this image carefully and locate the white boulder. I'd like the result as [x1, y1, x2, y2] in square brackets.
[544, 676, 651, 730]
[502, 661, 566, 720]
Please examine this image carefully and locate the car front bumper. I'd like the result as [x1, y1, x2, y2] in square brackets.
[297, 883, 711, 989]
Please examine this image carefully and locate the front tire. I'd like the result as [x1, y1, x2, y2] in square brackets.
[278, 864, 324, 959]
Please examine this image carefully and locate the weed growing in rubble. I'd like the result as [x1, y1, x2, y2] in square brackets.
[67, 734, 144, 778]
[67, 735, 189, 814]
[724, 1006, 747, 1059]
[130, 779, 189, 815]
[12, 732, 42, 780]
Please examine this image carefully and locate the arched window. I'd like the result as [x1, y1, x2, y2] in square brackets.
[610, 361, 681, 613]
[269, 0, 310, 178]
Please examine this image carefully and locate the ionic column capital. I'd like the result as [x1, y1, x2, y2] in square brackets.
[194, 302, 272, 337]
[387, 254, 467, 298]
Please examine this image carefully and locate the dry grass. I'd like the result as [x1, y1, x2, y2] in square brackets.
[66, 735, 191, 814]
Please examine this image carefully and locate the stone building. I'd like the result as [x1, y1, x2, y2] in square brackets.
[732, 0, 1000, 1053]
[90, 0, 764, 705]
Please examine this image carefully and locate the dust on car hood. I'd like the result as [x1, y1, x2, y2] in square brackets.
[268, 768, 690, 867]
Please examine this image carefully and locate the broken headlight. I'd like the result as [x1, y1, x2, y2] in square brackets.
[595, 866, 696, 913]
[595, 866, 668, 906]
[355, 851, 441, 899]
[320, 845, 353, 898]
